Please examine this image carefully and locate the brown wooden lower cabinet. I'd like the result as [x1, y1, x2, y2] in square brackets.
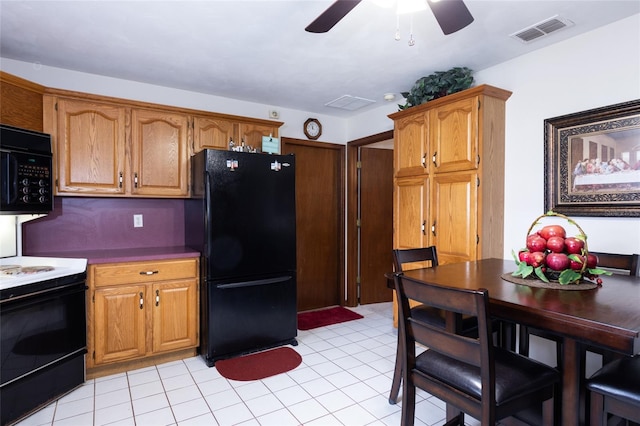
[87, 258, 199, 378]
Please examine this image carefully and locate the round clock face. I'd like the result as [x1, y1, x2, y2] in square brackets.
[304, 119, 321, 139]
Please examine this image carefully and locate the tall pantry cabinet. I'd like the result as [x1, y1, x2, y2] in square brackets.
[389, 85, 512, 266]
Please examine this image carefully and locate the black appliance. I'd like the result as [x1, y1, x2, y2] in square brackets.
[0, 258, 88, 426]
[0, 124, 53, 215]
[185, 149, 297, 366]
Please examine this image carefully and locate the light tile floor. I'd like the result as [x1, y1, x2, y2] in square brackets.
[13, 302, 483, 426]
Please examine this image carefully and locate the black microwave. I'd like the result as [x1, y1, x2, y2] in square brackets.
[0, 124, 54, 215]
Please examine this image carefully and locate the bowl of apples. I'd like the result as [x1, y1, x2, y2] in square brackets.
[511, 211, 611, 286]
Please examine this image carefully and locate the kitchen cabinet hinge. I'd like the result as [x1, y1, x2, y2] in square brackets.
[477, 99, 481, 109]
[356, 219, 361, 227]
[54, 102, 58, 111]
[356, 161, 362, 169]
[477, 235, 480, 245]
[356, 276, 361, 284]
[477, 177, 480, 187]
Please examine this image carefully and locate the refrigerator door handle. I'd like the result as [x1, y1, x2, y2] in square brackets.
[216, 276, 292, 289]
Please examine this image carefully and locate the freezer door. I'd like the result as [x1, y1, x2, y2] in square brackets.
[202, 274, 297, 364]
[203, 150, 296, 279]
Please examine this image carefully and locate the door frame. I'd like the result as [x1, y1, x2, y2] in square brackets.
[346, 130, 394, 306]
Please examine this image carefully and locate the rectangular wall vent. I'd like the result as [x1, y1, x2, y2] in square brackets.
[510, 15, 574, 43]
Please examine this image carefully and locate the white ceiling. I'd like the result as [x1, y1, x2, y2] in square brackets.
[1, 1, 638, 118]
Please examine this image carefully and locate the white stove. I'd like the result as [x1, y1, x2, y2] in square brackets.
[0, 256, 87, 292]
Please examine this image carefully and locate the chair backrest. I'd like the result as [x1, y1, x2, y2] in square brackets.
[392, 246, 439, 272]
[393, 273, 495, 413]
[590, 251, 640, 277]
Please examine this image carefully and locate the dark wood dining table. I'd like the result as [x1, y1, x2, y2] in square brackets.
[399, 258, 640, 426]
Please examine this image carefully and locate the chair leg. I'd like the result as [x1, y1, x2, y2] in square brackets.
[401, 379, 417, 426]
[589, 391, 605, 426]
[389, 332, 403, 404]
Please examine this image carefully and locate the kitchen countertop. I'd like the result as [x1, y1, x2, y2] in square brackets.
[30, 246, 200, 265]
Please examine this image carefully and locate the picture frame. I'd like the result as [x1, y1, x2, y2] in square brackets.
[544, 99, 640, 217]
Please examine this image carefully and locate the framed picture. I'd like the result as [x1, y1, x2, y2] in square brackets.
[544, 99, 640, 217]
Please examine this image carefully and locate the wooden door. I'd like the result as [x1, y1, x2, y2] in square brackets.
[193, 115, 235, 152]
[238, 121, 280, 149]
[53, 97, 127, 195]
[430, 96, 478, 173]
[359, 147, 394, 304]
[130, 108, 189, 197]
[282, 139, 344, 311]
[394, 176, 430, 250]
[93, 284, 147, 365]
[395, 113, 428, 177]
[152, 279, 198, 353]
[431, 171, 478, 264]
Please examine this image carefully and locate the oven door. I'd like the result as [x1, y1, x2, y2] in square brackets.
[0, 281, 87, 387]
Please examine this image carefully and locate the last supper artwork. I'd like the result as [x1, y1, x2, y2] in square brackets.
[569, 127, 640, 194]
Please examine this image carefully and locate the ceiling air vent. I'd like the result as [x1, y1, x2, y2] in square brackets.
[325, 95, 376, 111]
[510, 15, 574, 43]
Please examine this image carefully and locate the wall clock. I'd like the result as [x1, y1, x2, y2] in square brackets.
[303, 118, 322, 140]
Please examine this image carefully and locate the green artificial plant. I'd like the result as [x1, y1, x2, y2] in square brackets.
[399, 67, 474, 110]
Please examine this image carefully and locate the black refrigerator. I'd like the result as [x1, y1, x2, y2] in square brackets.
[185, 149, 297, 366]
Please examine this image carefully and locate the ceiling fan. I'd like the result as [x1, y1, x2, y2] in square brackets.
[305, 0, 474, 35]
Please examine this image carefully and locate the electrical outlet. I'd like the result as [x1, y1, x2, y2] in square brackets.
[133, 214, 143, 228]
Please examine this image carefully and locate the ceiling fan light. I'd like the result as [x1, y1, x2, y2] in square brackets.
[397, 0, 427, 15]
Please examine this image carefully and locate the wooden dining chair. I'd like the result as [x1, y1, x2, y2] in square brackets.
[586, 355, 640, 426]
[389, 247, 515, 404]
[393, 272, 560, 425]
[518, 251, 640, 368]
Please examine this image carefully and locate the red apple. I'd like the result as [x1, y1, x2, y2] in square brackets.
[587, 253, 598, 269]
[518, 250, 532, 264]
[538, 225, 566, 240]
[530, 251, 546, 268]
[569, 254, 585, 270]
[527, 235, 547, 252]
[546, 252, 570, 271]
[546, 236, 565, 253]
[564, 237, 585, 254]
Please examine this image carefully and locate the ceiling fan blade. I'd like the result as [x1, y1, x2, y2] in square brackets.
[305, 0, 362, 33]
[427, 0, 474, 35]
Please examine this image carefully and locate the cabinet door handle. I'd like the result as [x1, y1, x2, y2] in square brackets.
[119, 172, 123, 188]
[134, 172, 139, 188]
[155, 289, 160, 307]
[139, 270, 159, 276]
[432, 221, 437, 236]
[139, 292, 144, 309]
[421, 154, 427, 168]
[432, 151, 438, 167]
[421, 220, 426, 235]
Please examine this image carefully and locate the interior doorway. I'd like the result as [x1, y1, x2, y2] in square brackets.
[346, 130, 394, 306]
[282, 137, 345, 312]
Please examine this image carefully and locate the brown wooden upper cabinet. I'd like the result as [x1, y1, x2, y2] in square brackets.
[193, 115, 281, 152]
[44, 89, 282, 197]
[44, 95, 189, 197]
[389, 85, 512, 265]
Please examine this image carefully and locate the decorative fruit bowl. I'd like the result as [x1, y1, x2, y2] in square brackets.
[511, 211, 611, 285]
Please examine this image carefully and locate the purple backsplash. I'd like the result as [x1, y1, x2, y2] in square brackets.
[22, 197, 185, 255]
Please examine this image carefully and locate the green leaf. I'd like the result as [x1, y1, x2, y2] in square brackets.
[534, 267, 549, 282]
[588, 268, 613, 276]
[559, 269, 581, 285]
[512, 262, 533, 278]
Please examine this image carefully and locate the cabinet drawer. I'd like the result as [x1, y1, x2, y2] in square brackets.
[92, 259, 198, 287]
